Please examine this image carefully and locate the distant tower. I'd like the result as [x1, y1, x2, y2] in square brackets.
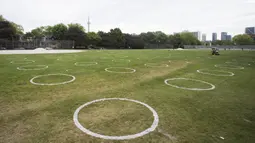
[87, 16, 91, 32]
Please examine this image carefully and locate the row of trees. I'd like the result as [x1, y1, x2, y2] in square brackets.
[0, 15, 24, 40]
[1, 15, 255, 49]
[24, 24, 203, 49]
[211, 34, 255, 46]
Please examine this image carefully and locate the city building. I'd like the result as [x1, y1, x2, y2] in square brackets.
[245, 27, 255, 40]
[202, 34, 206, 42]
[245, 27, 255, 35]
[226, 35, 232, 41]
[191, 31, 201, 41]
[212, 33, 217, 41]
[221, 32, 228, 40]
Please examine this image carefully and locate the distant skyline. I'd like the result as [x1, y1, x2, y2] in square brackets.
[0, 0, 255, 40]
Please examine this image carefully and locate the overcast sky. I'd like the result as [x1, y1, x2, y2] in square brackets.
[0, 0, 255, 40]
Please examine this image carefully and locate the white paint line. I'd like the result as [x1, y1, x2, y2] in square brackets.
[220, 136, 225, 140]
[17, 65, 48, 71]
[75, 62, 98, 66]
[105, 67, 136, 74]
[10, 60, 35, 64]
[112, 59, 131, 63]
[197, 69, 234, 77]
[73, 98, 159, 140]
[243, 118, 252, 123]
[164, 78, 215, 91]
[30, 74, 76, 86]
[215, 64, 244, 70]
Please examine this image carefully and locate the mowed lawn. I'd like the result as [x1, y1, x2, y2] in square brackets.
[0, 49, 255, 143]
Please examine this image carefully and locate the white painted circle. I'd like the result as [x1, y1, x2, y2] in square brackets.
[30, 74, 76, 85]
[197, 69, 234, 76]
[10, 60, 35, 64]
[215, 64, 244, 69]
[164, 78, 215, 91]
[17, 65, 48, 70]
[225, 61, 235, 64]
[145, 63, 169, 67]
[105, 67, 136, 73]
[73, 98, 159, 140]
[75, 62, 98, 66]
[112, 59, 131, 63]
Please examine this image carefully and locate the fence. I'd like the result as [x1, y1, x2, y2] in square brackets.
[145, 43, 173, 49]
[184, 45, 255, 50]
[0, 39, 74, 49]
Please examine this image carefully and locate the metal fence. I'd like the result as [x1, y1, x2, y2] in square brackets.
[145, 43, 173, 49]
[184, 45, 255, 50]
[0, 39, 74, 49]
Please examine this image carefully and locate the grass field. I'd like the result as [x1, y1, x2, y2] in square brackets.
[0, 49, 255, 143]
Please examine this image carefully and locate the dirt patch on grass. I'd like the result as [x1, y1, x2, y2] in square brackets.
[140, 61, 188, 81]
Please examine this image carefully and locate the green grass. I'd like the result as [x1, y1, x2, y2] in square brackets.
[0, 49, 255, 143]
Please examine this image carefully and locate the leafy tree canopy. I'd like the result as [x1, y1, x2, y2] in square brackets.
[233, 34, 254, 45]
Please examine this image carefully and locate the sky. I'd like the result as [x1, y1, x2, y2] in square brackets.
[0, 0, 255, 40]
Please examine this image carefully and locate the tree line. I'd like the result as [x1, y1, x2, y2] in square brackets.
[1, 15, 255, 49]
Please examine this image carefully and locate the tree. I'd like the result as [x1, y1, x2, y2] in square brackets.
[65, 24, 86, 47]
[44, 26, 53, 35]
[11, 22, 24, 35]
[87, 32, 102, 45]
[180, 32, 201, 45]
[97, 31, 105, 37]
[125, 34, 144, 49]
[0, 15, 24, 35]
[23, 32, 33, 40]
[140, 32, 157, 44]
[0, 15, 5, 21]
[109, 28, 125, 48]
[30, 27, 45, 39]
[68, 23, 85, 32]
[233, 34, 254, 45]
[169, 34, 182, 48]
[0, 21, 16, 40]
[51, 23, 68, 40]
[154, 31, 168, 44]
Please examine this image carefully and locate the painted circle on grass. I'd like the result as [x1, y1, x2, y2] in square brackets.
[225, 61, 235, 64]
[30, 74, 76, 85]
[215, 64, 244, 69]
[144, 63, 169, 67]
[73, 98, 159, 140]
[112, 59, 131, 63]
[105, 67, 136, 73]
[17, 65, 48, 70]
[226, 61, 251, 66]
[197, 69, 234, 76]
[10, 60, 35, 64]
[164, 78, 215, 91]
[75, 62, 98, 66]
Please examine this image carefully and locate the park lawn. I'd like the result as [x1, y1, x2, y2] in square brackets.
[0, 49, 255, 143]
